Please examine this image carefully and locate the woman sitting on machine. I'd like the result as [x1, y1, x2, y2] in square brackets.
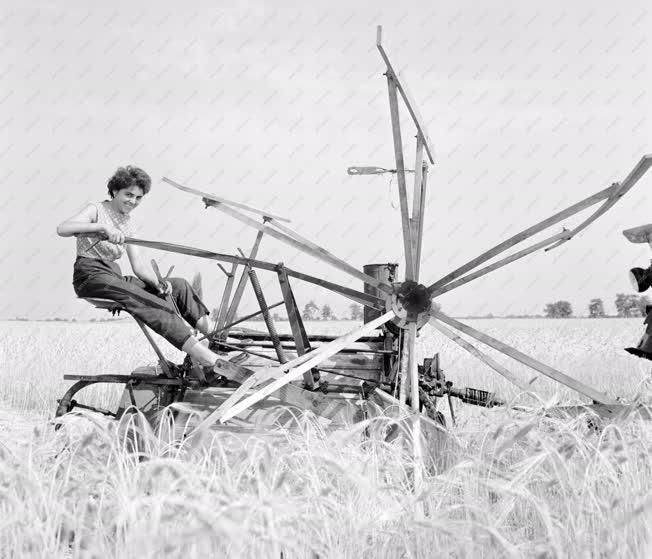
[56, 165, 224, 372]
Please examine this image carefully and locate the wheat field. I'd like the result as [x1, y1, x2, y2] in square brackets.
[1, 318, 651, 558]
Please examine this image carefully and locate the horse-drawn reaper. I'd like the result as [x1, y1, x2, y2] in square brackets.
[56, 27, 652, 439]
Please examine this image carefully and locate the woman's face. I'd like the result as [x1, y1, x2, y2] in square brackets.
[112, 186, 145, 215]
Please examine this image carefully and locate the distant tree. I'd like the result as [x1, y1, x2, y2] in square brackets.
[349, 304, 363, 321]
[636, 295, 651, 317]
[321, 304, 333, 321]
[588, 298, 605, 318]
[544, 301, 573, 318]
[615, 293, 642, 317]
[302, 300, 319, 321]
[191, 272, 203, 299]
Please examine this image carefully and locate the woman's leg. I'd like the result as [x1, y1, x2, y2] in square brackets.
[158, 277, 215, 335]
[76, 272, 196, 351]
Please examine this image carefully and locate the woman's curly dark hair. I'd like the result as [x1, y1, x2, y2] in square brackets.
[107, 166, 151, 198]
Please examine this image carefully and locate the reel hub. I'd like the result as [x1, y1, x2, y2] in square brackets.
[387, 280, 432, 329]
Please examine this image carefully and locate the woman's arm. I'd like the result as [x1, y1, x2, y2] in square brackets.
[126, 244, 167, 293]
[57, 204, 125, 243]
[56, 204, 104, 237]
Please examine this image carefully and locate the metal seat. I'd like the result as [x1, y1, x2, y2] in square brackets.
[80, 297, 128, 314]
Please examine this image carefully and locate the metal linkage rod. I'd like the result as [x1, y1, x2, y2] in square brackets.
[430, 310, 618, 405]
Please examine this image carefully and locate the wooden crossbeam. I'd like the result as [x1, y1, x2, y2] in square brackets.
[219, 311, 395, 422]
[163, 177, 392, 294]
[428, 318, 539, 394]
[122, 238, 385, 309]
[430, 310, 618, 405]
[376, 25, 435, 164]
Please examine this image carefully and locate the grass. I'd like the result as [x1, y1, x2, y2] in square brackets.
[0, 319, 651, 557]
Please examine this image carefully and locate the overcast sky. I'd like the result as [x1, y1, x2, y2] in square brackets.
[1, 0, 650, 319]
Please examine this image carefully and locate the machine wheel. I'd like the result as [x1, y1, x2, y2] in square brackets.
[55, 380, 118, 429]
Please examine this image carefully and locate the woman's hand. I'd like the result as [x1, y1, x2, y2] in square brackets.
[102, 226, 125, 245]
[157, 280, 172, 296]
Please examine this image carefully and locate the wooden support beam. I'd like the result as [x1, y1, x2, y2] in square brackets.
[219, 311, 395, 422]
[430, 310, 618, 405]
[215, 261, 237, 331]
[162, 177, 393, 294]
[277, 268, 318, 388]
[376, 25, 435, 164]
[428, 318, 539, 393]
[132, 319, 174, 378]
[286, 268, 384, 309]
[411, 137, 424, 281]
[223, 231, 264, 330]
[416, 162, 428, 279]
[398, 330, 408, 407]
[408, 322, 419, 412]
[386, 74, 416, 281]
[122, 238, 386, 309]
[430, 229, 570, 298]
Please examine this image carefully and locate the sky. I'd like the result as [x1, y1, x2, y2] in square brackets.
[0, 0, 650, 320]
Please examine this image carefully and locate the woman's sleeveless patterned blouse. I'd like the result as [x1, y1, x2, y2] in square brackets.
[76, 201, 135, 261]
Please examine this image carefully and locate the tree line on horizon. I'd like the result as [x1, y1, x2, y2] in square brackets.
[544, 294, 651, 318]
